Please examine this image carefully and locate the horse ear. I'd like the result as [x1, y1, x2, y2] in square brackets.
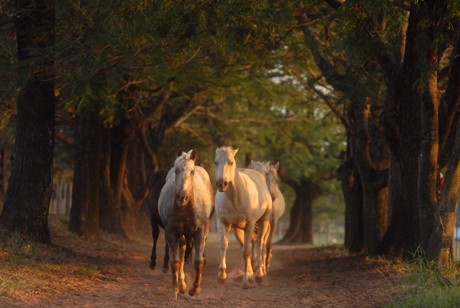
[274, 161, 280, 170]
[189, 149, 197, 161]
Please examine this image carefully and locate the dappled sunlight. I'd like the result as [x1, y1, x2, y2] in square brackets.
[1, 218, 405, 306]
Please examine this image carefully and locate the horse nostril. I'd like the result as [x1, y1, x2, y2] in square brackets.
[223, 181, 228, 187]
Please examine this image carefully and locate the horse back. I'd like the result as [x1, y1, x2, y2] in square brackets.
[148, 170, 168, 228]
[158, 175, 176, 226]
[193, 166, 215, 221]
[238, 168, 272, 217]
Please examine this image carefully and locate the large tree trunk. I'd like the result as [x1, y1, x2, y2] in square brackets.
[0, 1, 55, 243]
[427, 120, 460, 265]
[280, 177, 320, 244]
[418, 60, 440, 252]
[379, 3, 425, 257]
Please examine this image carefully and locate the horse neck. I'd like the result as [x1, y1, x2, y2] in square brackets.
[226, 166, 244, 204]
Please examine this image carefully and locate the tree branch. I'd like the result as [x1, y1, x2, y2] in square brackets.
[296, 11, 349, 93]
[278, 165, 300, 191]
[324, 0, 343, 10]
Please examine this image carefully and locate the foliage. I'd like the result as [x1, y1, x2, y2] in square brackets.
[0, 0, 348, 235]
[387, 251, 460, 307]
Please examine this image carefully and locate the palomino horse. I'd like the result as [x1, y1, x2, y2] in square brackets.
[214, 146, 272, 288]
[249, 161, 286, 271]
[158, 149, 214, 299]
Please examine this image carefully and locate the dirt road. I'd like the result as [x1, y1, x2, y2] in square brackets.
[3, 233, 403, 307]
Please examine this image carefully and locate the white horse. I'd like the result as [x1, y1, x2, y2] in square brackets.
[249, 160, 285, 271]
[214, 146, 272, 288]
[158, 149, 214, 299]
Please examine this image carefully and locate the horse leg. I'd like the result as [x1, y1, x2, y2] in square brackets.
[150, 220, 160, 270]
[178, 236, 187, 294]
[265, 218, 277, 272]
[217, 220, 231, 283]
[189, 225, 207, 296]
[162, 240, 169, 273]
[185, 239, 193, 265]
[233, 228, 244, 247]
[167, 235, 180, 300]
[242, 221, 256, 289]
[255, 219, 270, 283]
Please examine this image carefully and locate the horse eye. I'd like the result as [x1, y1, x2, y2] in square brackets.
[191, 170, 195, 175]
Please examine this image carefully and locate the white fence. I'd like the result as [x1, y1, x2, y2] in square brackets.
[49, 180, 72, 215]
[453, 201, 460, 261]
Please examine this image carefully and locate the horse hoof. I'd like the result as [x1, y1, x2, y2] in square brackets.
[242, 281, 249, 289]
[189, 287, 201, 296]
[149, 264, 155, 270]
[255, 275, 264, 284]
[179, 283, 187, 294]
[217, 276, 227, 284]
[217, 270, 227, 284]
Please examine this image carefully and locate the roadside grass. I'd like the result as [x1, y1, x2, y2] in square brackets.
[387, 252, 460, 307]
[0, 216, 102, 298]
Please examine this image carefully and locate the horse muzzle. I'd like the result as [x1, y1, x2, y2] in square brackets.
[177, 194, 189, 206]
[217, 180, 228, 192]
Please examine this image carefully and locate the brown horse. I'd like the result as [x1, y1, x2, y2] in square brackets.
[158, 149, 214, 299]
[147, 170, 169, 272]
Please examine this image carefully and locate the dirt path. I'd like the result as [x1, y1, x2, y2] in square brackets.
[3, 233, 404, 307]
[18, 233, 398, 307]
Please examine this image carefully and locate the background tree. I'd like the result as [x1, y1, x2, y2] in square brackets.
[0, 0, 56, 242]
[293, 0, 460, 263]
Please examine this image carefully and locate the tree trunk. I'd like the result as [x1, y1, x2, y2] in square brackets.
[0, 1, 55, 243]
[427, 120, 460, 265]
[280, 177, 320, 244]
[350, 99, 389, 253]
[379, 3, 424, 257]
[121, 136, 151, 238]
[69, 103, 104, 238]
[338, 143, 363, 253]
[418, 62, 440, 251]
[99, 119, 130, 236]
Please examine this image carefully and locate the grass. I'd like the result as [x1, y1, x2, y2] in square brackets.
[387, 252, 460, 307]
[74, 265, 99, 277]
[0, 218, 104, 300]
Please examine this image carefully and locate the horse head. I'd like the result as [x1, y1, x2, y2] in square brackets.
[174, 149, 197, 207]
[249, 160, 270, 175]
[215, 146, 239, 192]
[267, 162, 280, 201]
